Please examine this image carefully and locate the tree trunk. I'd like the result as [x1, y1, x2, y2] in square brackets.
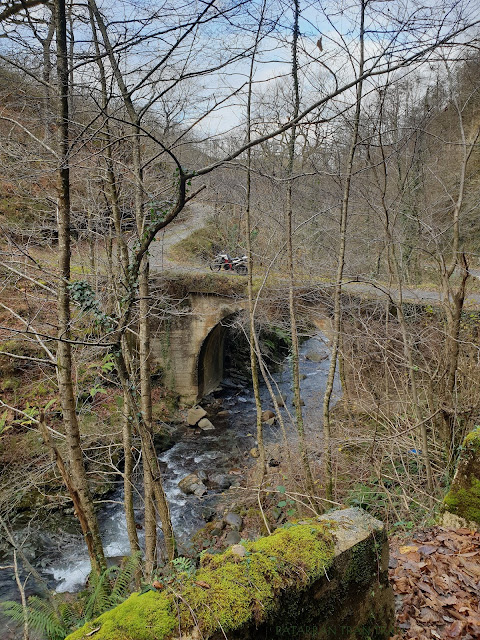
[122, 389, 140, 556]
[115, 351, 176, 561]
[287, 0, 316, 505]
[322, 0, 365, 502]
[89, 0, 174, 564]
[246, 3, 266, 485]
[139, 261, 157, 577]
[54, 0, 106, 576]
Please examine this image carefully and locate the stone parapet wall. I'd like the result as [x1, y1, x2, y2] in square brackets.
[442, 426, 480, 530]
[67, 508, 394, 640]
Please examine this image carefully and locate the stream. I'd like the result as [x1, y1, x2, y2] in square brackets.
[0, 332, 341, 627]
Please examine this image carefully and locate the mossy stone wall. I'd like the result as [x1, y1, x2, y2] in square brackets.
[443, 426, 480, 529]
[66, 508, 394, 640]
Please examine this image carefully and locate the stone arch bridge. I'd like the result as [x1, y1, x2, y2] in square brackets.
[147, 268, 471, 404]
[150, 291, 247, 405]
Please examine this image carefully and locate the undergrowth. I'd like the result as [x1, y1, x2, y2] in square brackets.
[1, 553, 142, 640]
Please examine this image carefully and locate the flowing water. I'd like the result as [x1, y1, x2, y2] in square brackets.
[0, 332, 341, 631]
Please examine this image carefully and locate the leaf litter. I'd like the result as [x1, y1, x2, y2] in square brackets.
[389, 526, 480, 639]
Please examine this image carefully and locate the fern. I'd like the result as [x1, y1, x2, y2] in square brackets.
[82, 566, 115, 621]
[110, 551, 142, 604]
[1, 553, 143, 639]
[83, 552, 141, 619]
[1, 597, 68, 640]
[171, 556, 195, 577]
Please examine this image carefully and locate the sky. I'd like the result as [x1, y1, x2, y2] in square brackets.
[1, 0, 479, 142]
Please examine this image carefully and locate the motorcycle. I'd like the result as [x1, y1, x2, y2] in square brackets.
[232, 255, 248, 275]
[209, 253, 248, 275]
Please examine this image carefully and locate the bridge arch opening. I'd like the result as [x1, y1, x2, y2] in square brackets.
[197, 321, 228, 399]
[197, 313, 245, 399]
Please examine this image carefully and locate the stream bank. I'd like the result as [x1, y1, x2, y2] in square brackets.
[0, 330, 340, 636]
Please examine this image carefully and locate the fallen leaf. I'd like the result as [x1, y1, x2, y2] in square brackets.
[195, 580, 211, 589]
[417, 581, 437, 596]
[418, 607, 440, 623]
[407, 619, 426, 637]
[432, 573, 450, 591]
[400, 545, 419, 554]
[459, 559, 480, 577]
[445, 620, 464, 637]
[394, 576, 411, 593]
[438, 595, 458, 606]
[417, 545, 438, 555]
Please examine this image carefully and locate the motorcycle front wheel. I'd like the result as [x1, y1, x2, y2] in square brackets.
[210, 262, 222, 272]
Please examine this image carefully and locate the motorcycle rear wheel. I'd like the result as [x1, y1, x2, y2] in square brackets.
[235, 264, 247, 275]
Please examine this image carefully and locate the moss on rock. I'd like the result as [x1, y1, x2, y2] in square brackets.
[66, 591, 176, 640]
[443, 426, 480, 527]
[66, 521, 335, 640]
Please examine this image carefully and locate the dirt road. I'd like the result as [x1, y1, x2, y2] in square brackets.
[148, 201, 211, 272]
[341, 279, 480, 309]
[147, 200, 480, 309]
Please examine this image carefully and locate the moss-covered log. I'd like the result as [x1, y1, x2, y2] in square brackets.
[66, 508, 393, 640]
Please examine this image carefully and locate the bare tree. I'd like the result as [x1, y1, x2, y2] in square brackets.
[54, 0, 107, 574]
[322, 0, 366, 501]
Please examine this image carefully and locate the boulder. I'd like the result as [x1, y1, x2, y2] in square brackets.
[224, 512, 243, 530]
[305, 350, 328, 362]
[187, 406, 207, 426]
[178, 473, 201, 494]
[201, 505, 217, 522]
[250, 447, 260, 458]
[275, 393, 286, 407]
[225, 530, 241, 545]
[193, 483, 208, 497]
[198, 418, 215, 431]
[210, 520, 225, 536]
[261, 410, 275, 422]
[208, 473, 232, 491]
[231, 544, 247, 557]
